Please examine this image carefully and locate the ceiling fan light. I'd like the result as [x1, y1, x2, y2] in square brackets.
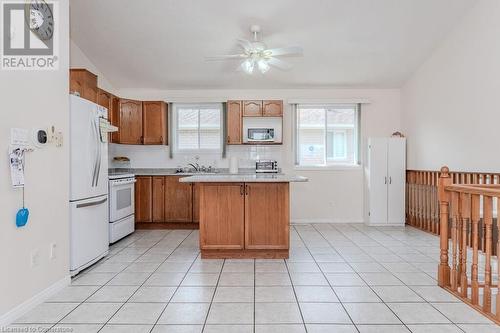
[242, 59, 254, 74]
[257, 59, 270, 73]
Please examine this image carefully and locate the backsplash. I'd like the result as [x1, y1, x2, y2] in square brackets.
[108, 144, 284, 170]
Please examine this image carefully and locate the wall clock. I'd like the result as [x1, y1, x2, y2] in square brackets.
[24, 0, 54, 41]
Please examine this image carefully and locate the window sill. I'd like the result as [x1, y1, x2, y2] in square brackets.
[294, 164, 362, 171]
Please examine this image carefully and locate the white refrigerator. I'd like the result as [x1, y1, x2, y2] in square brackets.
[69, 95, 109, 276]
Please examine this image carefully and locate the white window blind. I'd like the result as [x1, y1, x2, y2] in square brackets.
[175, 104, 222, 151]
[296, 104, 359, 166]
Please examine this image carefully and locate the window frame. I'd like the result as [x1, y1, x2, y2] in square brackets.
[294, 103, 361, 169]
[173, 103, 223, 153]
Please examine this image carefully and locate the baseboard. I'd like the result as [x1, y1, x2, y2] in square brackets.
[0, 275, 70, 327]
[291, 218, 365, 224]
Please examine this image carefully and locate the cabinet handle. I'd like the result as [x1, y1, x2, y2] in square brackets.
[240, 185, 244, 195]
[384, 177, 387, 184]
[227, 135, 230, 143]
[389, 176, 392, 184]
[245, 185, 249, 195]
[140, 136, 144, 144]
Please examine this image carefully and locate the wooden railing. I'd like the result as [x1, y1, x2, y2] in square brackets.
[406, 169, 500, 235]
[438, 166, 500, 324]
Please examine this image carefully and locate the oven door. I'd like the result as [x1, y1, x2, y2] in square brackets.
[109, 178, 135, 222]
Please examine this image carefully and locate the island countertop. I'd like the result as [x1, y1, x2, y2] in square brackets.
[179, 174, 308, 183]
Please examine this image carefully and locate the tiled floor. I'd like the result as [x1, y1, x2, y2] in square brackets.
[8, 224, 500, 333]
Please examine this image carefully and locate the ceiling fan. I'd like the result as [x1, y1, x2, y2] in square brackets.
[205, 25, 303, 74]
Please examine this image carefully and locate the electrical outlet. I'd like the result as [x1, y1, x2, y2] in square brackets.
[49, 243, 57, 259]
[30, 249, 39, 267]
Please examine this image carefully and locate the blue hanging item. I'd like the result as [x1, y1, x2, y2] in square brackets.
[16, 207, 29, 227]
[16, 187, 29, 228]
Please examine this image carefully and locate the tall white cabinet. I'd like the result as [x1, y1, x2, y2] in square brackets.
[367, 137, 406, 226]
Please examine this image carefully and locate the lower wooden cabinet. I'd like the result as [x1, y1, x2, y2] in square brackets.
[199, 183, 245, 249]
[198, 182, 290, 256]
[135, 175, 195, 224]
[164, 176, 193, 222]
[244, 183, 289, 249]
[152, 176, 165, 222]
[135, 176, 152, 222]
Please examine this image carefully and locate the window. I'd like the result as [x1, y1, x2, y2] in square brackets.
[295, 104, 359, 166]
[174, 103, 222, 151]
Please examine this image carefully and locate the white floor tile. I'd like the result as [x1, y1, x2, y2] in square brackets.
[300, 302, 351, 324]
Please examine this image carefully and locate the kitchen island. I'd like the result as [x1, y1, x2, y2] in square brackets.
[180, 174, 308, 259]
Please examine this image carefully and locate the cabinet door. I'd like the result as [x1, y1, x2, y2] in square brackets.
[200, 183, 245, 249]
[110, 96, 120, 143]
[244, 183, 289, 249]
[193, 183, 200, 223]
[143, 101, 167, 145]
[69, 69, 84, 97]
[263, 100, 283, 117]
[119, 99, 143, 144]
[152, 176, 165, 222]
[135, 176, 152, 222]
[243, 100, 263, 117]
[387, 138, 406, 225]
[368, 138, 388, 224]
[227, 100, 242, 144]
[164, 176, 193, 222]
[82, 70, 98, 103]
[97, 89, 112, 110]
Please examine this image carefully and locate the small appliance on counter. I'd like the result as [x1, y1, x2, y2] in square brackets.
[255, 160, 279, 173]
[247, 128, 275, 142]
[108, 173, 136, 243]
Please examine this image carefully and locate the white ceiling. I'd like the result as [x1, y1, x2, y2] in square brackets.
[69, 0, 476, 89]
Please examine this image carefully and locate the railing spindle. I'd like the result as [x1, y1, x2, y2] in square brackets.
[460, 192, 470, 298]
[471, 194, 480, 305]
[483, 195, 493, 313]
[451, 191, 459, 291]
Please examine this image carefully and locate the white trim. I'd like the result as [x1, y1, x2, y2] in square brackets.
[288, 98, 370, 104]
[0, 275, 70, 327]
[291, 219, 365, 224]
[293, 165, 362, 171]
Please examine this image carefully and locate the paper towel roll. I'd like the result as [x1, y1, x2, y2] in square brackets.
[229, 156, 239, 174]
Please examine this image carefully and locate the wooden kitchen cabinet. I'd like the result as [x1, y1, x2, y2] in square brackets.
[97, 89, 117, 142]
[164, 176, 193, 222]
[152, 177, 165, 222]
[135, 176, 152, 223]
[226, 100, 242, 144]
[263, 100, 283, 117]
[199, 183, 245, 250]
[70, 69, 98, 103]
[116, 99, 143, 144]
[243, 100, 263, 117]
[244, 183, 289, 249]
[143, 101, 167, 145]
[192, 184, 200, 223]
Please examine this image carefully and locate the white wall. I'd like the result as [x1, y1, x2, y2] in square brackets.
[401, 0, 500, 172]
[0, 1, 70, 323]
[113, 88, 401, 223]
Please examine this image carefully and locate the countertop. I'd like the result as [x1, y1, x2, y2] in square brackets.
[109, 168, 279, 177]
[178, 174, 308, 183]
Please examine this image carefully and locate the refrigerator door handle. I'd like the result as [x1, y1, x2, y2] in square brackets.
[76, 197, 107, 208]
[95, 117, 102, 186]
[91, 116, 99, 187]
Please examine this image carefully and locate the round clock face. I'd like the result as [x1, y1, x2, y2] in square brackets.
[24, 0, 54, 41]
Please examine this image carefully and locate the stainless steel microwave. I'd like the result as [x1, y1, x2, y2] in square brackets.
[248, 128, 275, 142]
[256, 160, 279, 173]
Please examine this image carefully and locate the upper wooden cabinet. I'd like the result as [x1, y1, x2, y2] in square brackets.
[243, 100, 263, 117]
[70, 69, 98, 103]
[199, 183, 245, 250]
[116, 99, 143, 144]
[263, 100, 283, 117]
[143, 101, 167, 145]
[227, 100, 242, 144]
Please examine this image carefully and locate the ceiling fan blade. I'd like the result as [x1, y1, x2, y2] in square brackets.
[237, 39, 253, 52]
[266, 46, 303, 57]
[205, 54, 245, 61]
[267, 57, 292, 70]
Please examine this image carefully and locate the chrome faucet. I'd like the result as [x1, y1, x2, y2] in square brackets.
[187, 163, 200, 171]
